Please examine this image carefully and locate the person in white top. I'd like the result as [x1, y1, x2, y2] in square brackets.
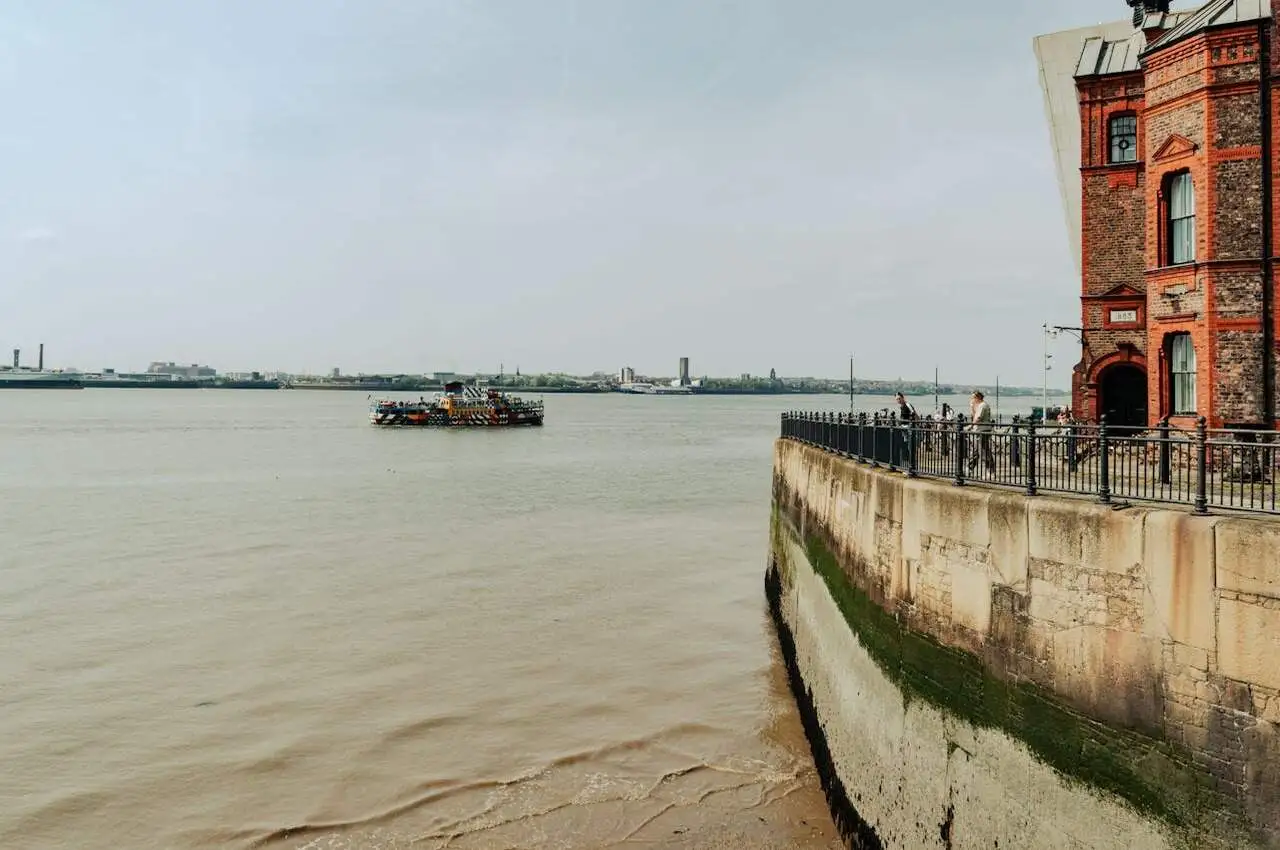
[969, 391, 996, 472]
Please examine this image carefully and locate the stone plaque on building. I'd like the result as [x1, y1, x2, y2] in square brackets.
[1109, 308, 1138, 324]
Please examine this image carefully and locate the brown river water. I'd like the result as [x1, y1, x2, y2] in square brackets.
[2, 390, 857, 850]
[1, 389, 1056, 849]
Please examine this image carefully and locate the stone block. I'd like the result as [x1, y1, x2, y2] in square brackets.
[1052, 625, 1163, 729]
[1216, 518, 1280, 601]
[899, 481, 926, 566]
[1142, 511, 1218, 653]
[1027, 499, 1085, 566]
[1080, 509, 1147, 576]
[987, 492, 1029, 589]
[1172, 642, 1210, 672]
[1218, 596, 1280, 692]
[1029, 578, 1076, 628]
[909, 480, 991, 551]
[951, 561, 993, 637]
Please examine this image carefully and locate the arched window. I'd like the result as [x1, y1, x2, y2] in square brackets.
[1168, 333, 1196, 415]
[1166, 171, 1196, 264]
[1109, 113, 1137, 164]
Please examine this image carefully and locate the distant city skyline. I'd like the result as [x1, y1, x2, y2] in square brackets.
[4, 343, 1066, 392]
[1, 1, 1122, 385]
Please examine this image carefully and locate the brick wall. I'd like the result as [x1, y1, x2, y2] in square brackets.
[1078, 74, 1148, 423]
[1082, 173, 1146, 295]
[1216, 271, 1265, 316]
[1215, 160, 1264, 259]
[1215, 91, 1262, 147]
[1215, 329, 1265, 421]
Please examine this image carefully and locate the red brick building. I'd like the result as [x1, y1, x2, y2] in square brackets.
[1067, 0, 1279, 429]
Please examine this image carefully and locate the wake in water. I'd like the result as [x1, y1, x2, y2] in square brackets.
[239, 722, 840, 850]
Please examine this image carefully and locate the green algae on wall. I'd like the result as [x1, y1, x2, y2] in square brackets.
[770, 506, 1243, 837]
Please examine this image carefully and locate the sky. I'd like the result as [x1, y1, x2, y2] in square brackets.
[1, 0, 1134, 385]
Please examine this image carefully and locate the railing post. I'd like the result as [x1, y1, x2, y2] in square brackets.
[887, 413, 898, 471]
[870, 414, 880, 468]
[1098, 414, 1111, 504]
[1158, 417, 1171, 486]
[1026, 418, 1038, 496]
[954, 414, 967, 486]
[1195, 417, 1209, 514]
[907, 418, 918, 478]
[857, 412, 867, 462]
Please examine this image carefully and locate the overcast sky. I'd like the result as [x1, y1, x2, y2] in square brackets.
[2, 1, 1131, 384]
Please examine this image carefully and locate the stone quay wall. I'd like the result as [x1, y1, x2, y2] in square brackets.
[768, 438, 1280, 849]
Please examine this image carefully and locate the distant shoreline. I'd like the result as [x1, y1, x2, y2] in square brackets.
[56, 382, 1061, 397]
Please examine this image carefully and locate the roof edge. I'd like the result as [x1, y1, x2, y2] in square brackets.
[1141, 0, 1272, 56]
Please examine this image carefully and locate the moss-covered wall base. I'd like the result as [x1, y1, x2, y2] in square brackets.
[769, 438, 1278, 848]
[770, 523, 1188, 849]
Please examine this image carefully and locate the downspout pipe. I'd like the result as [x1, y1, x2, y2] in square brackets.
[1262, 18, 1276, 427]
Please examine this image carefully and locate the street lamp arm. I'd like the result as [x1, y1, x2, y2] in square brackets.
[1050, 325, 1085, 344]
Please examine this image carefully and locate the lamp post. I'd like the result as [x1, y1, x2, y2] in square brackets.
[1045, 325, 1085, 420]
[1042, 323, 1052, 421]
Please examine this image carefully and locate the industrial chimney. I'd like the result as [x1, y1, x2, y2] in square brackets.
[38, 343, 44, 371]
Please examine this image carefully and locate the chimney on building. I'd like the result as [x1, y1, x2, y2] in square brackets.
[1127, 0, 1173, 41]
[38, 344, 43, 371]
[11, 349, 18, 369]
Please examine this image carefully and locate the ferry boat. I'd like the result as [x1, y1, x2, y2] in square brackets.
[369, 382, 544, 427]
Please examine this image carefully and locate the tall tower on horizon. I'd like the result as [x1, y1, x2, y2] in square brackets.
[678, 357, 690, 386]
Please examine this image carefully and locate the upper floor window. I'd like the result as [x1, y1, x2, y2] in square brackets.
[1167, 171, 1196, 264]
[1109, 114, 1137, 164]
[1169, 333, 1197, 415]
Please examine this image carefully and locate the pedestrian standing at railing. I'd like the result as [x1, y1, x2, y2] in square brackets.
[938, 403, 952, 458]
[970, 392, 996, 473]
[1009, 415, 1022, 470]
[895, 393, 917, 468]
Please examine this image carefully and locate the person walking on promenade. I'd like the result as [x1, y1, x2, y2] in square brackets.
[938, 402, 952, 458]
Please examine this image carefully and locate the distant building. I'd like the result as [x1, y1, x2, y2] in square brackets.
[678, 357, 690, 386]
[620, 366, 636, 383]
[147, 361, 216, 379]
[432, 371, 459, 384]
[1036, 0, 1280, 428]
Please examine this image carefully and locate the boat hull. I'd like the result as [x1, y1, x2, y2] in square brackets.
[370, 411, 543, 427]
[0, 379, 83, 389]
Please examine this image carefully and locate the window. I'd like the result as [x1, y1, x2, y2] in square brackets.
[1170, 333, 1196, 415]
[1167, 172, 1196, 264]
[1109, 114, 1137, 164]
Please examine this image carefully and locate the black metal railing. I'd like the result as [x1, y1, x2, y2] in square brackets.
[780, 411, 1280, 516]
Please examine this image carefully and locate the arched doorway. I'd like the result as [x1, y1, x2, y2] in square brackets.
[1098, 364, 1147, 427]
